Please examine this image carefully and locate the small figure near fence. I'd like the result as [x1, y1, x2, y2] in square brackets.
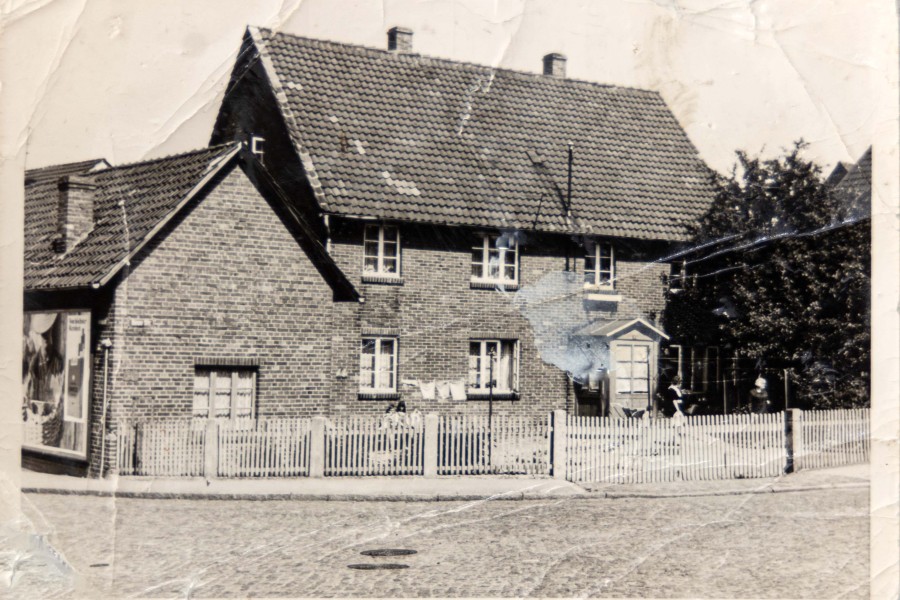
[664, 375, 687, 416]
[750, 377, 771, 414]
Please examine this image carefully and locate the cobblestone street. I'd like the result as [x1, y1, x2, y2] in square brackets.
[9, 486, 867, 598]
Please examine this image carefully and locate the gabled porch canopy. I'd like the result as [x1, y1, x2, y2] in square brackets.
[575, 317, 669, 342]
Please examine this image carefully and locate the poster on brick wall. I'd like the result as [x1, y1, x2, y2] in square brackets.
[22, 310, 91, 458]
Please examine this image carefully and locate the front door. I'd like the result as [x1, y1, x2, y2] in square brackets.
[612, 342, 653, 411]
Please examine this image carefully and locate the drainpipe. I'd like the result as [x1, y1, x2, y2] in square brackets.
[98, 338, 112, 477]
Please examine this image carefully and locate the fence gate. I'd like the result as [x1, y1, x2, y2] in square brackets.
[438, 414, 549, 475]
[116, 419, 205, 477]
[324, 416, 424, 476]
[217, 418, 311, 477]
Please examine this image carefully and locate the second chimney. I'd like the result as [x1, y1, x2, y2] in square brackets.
[55, 175, 96, 253]
[543, 53, 567, 78]
[388, 27, 413, 52]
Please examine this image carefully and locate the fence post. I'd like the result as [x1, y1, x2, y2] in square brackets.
[551, 409, 568, 480]
[204, 419, 219, 478]
[783, 408, 800, 474]
[423, 413, 439, 477]
[309, 416, 326, 478]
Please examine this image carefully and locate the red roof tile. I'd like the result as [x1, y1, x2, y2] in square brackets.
[253, 28, 716, 241]
[25, 145, 237, 290]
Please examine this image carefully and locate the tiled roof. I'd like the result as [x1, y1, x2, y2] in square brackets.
[832, 147, 871, 221]
[24, 158, 109, 185]
[25, 145, 237, 290]
[252, 28, 716, 241]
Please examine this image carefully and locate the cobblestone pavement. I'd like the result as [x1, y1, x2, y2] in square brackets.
[8, 487, 867, 598]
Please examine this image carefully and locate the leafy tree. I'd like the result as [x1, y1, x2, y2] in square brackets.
[662, 142, 870, 408]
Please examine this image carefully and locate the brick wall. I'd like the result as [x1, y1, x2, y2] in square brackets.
[106, 164, 338, 427]
[328, 219, 672, 418]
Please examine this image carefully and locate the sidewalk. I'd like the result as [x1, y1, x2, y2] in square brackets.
[20, 463, 868, 501]
[586, 463, 870, 499]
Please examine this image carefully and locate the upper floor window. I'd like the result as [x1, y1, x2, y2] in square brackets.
[585, 241, 614, 288]
[471, 234, 518, 287]
[363, 225, 400, 277]
[467, 339, 519, 396]
[668, 260, 688, 293]
[359, 337, 397, 395]
[193, 368, 255, 420]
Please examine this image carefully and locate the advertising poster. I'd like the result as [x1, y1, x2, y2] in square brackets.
[22, 310, 90, 458]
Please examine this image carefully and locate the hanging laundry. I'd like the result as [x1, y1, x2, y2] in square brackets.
[419, 381, 436, 400]
[449, 381, 466, 401]
[437, 381, 451, 401]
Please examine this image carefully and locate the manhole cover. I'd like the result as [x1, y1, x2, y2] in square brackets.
[360, 549, 418, 557]
[347, 563, 409, 570]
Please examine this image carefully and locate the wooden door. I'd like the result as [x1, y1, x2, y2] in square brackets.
[612, 342, 653, 411]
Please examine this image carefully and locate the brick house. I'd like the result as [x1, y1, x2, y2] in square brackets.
[23, 26, 717, 476]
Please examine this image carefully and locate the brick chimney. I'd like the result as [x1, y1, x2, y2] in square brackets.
[543, 53, 567, 78]
[54, 175, 96, 253]
[388, 27, 413, 52]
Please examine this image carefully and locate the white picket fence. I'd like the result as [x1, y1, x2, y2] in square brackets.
[566, 413, 786, 484]
[437, 415, 549, 475]
[117, 419, 205, 477]
[218, 418, 311, 477]
[324, 416, 424, 476]
[114, 408, 869, 481]
[796, 408, 869, 470]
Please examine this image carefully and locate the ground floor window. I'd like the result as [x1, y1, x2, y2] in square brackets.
[193, 368, 255, 420]
[662, 344, 721, 393]
[359, 337, 397, 394]
[468, 339, 519, 395]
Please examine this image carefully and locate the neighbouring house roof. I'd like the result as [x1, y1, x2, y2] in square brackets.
[25, 145, 238, 290]
[24, 158, 110, 185]
[247, 27, 717, 242]
[831, 147, 871, 221]
[575, 317, 669, 340]
[24, 145, 358, 299]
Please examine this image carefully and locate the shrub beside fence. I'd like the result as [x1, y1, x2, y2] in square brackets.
[114, 408, 869, 481]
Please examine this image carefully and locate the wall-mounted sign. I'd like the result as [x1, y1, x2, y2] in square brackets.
[22, 310, 91, 459]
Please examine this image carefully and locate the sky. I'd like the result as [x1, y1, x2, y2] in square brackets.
[3, 0, 894, 175]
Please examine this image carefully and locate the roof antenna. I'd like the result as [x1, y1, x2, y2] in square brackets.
[566, 142, 574, 217]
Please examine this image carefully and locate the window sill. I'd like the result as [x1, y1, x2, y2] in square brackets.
[584, 286, 622, 302]
[358, 390, 401, 400]
[466, 390, 519, 400]
[361, 273, 404, 285]
[470, 279, 519, 291]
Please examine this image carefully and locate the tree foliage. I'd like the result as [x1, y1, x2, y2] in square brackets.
[663, 142, 870, 408]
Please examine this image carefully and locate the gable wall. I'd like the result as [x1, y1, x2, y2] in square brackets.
[106, 165, 336, 426]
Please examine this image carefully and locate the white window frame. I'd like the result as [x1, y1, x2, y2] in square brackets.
[467, 339, 520, 395]
[193, 368, 256, 421]
[359, 337, 398, 394]
[613, 342, 651, 395]
[584, 240, 615, 289]
[471, 234, 518, 286]
[363, 224, 401, 277]
[669, 260, 687, 293]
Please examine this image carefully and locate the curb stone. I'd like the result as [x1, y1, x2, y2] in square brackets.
[21, 481, 867, 502]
